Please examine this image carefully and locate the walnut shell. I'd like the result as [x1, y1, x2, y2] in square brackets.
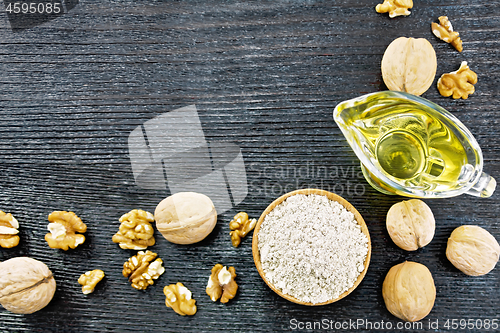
[386, 199, 435, 251]
[155, 192, 217, 244]
[446, 225, 500, 276]
[382, 261, 436, 322]
[0, 257, 56, 314]
[381, 37, 437, 96]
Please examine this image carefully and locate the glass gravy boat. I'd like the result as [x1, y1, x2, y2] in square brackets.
[333, 91, 496, 198]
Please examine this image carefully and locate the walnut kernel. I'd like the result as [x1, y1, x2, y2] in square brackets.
[78, 269, 105, 294]
[164, 282, 197, 316]
[112, 209, 155, 250]
[432, 16, 463, 52]
[386, 199, 435, 251]
[206, 264, 238, 303]
[45, 211, 87, 250]
[229, 212, 257, 247]
[437, 61, 477, 99]
[382, 261, 436, 322]
[381, 37, 437, 96]
[0, 257, 56, 314]
[446, 225, 500, 276]
[375, 0, 413, 18]
[123, 250, 165, 290]
[0, 211, 20, 248]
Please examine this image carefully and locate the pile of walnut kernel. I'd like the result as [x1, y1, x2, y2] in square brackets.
[112, 208, 252, 315]
[0, 205, 254, 316]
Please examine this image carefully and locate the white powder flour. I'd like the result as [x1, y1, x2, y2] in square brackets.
[258, 194, 369, 304]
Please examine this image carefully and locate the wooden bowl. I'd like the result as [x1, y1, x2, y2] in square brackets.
[252, 188, 371, 306]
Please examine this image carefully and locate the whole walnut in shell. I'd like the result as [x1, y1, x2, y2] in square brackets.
[386, 199, 435, 251]
[155, 192, 217, 244]
[446, 225, 500, 276]
[381, 37, 437, 96]
[382, 261, 436, 322]
[0, 257, 56, 314]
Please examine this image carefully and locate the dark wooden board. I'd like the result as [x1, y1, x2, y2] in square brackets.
[0, 0, 499, 332]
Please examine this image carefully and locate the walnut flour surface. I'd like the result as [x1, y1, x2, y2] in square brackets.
[258, 194, 369, 304]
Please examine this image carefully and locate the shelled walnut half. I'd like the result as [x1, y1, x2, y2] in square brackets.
[437, 61, 477, 99]
[45, 211, 87, 250]
[375, 0, 413, 18]
[123, 250, 165, 290]
[206, 264, 238, 303]
[0, 211, 20, 248]
[112, 209, 155, 250]
[432, 16, 463, 52]
[78, 269, 105, 295]
[164, 282, 197, 316]
[229, 212, 257, 247]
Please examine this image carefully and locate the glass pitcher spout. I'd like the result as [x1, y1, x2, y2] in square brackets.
[466, 172, 496, 197]
[334, 91, 496, 198]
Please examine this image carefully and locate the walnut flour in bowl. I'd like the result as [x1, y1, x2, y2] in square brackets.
[252, 189, 371, 305]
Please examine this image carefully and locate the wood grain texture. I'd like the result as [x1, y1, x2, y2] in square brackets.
[0, 0, 499, 332]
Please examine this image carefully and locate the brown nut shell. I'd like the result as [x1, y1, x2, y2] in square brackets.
[155, 192, 217, 244]
[381, 37, 437, 96]
[386, 199, 435, 251]
[446, 225, 500, 276]
[382, 261, 436, 322]
[0, 257, 56, 314]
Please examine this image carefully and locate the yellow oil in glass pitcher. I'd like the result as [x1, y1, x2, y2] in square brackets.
[333, 91, 496, 198]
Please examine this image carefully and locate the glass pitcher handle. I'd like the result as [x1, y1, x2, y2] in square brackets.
[466, 172, 496, 198]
